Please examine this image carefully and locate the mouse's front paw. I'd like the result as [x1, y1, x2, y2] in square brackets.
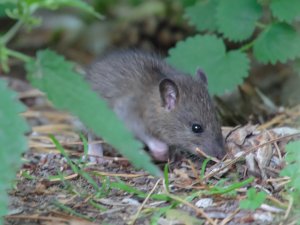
[147, 138, 169, 162]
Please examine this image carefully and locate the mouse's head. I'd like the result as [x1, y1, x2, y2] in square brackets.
[151, 69, 225, 160]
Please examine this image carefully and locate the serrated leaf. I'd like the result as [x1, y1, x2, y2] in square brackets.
[285, 141, 300, 163]
[184, 0, 218, 32]
[38, 0, 103, 19]
[239, 188, 267, 210]
[25, 50, 161, 177]
[180, 0, 198, 7]
[0, 3, 14, 17]
[167, 35, 250, 95]
[280, 141, 300, 191]
[216, 0, 262, 42]
[270, 0, 300, 23]
[0, 1, 17, 4]
[18, 0, 102, 19]
[280, 164, 298, 179]
[0, 79, 28, 222]
[253, 23, 300, 64]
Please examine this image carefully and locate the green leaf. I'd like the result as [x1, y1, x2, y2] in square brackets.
[25, 50, 161, 177]
[216, 0, 262, 42]
[167, 35, 250, 95]
[253, 23, 300, 64]
[280, 140, 300, 212]
[239, 188, 267, 210]
[36, 0, 103, 19]
[280, 141, 300, 191]
[184, 0, 218, 32]
[180, 0, 198, 7]
[7, 0, 103, 19]
[270, 0, 300, 23]
[284, 141, 300, 163]
[0, 3, 15, 18]
[281, 164, 299, 179]
[0, 1, 17, 4]
[0, 79, 28, 222]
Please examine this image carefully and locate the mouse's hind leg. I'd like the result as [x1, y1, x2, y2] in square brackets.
[84, 132, 104, 163]
[72, 118, 104, 163]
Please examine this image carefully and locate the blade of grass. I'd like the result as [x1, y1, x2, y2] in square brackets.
[50, 135, 101, 192]
[200, 158, 211, 180]
[208, 177, 254, 195]
[163, 163, 169, 193]
[88, 199, 107, 212]
[53, 200, 93, 221]
[110, 179, 170, 201]
[50, 135, 79, 174]
[79, 133, 89, 165]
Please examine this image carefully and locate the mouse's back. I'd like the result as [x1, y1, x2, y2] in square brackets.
[85, 50, 170, 101]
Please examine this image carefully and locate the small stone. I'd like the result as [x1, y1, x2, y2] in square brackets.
[121, 198, 140, 206]
[253, 212, 273, 222]
[195, 198, 213, 208]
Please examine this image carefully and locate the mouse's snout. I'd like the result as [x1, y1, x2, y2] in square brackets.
[193, 137, 226, 160]
[212, 144, 226, 160]
[210, 138, 226, 160]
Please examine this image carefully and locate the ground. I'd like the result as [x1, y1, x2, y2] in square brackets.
[4, 76, 300, 225]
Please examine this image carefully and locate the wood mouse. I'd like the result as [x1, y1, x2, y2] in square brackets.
[84, 50, 225, 162]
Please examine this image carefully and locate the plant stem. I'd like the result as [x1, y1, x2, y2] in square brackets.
[6, 49, 32, 62]
[1, 20, 24, 44]
[256, 22, 267, 29]
[240, 22, 268, 52]
[239, 40, 255, 52]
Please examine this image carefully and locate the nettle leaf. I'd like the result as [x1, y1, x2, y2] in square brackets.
[0, 79, 28, 222]
[180, 0, 198, 7]
[284, 141, 300, 163]
[253, 23, 300, 64]
[0, 3, 15, 17]
[280, 140, 300, 191]
[239, 188, 267, 210]
[26, 50, 161, 177]
[0, 1, 17, 4]
[167, 35, 250, 95]
[24, 0, 103, 19]
[184, 0, 219, 32]
[216, 0, 262, 42]
[270, 0, 300, 23]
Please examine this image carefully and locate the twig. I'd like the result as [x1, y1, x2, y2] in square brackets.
[266, 195, 288, 209]
[6, 214, 67, 222]
[166, 193, 216, 225]
[219, 208, 239, 225]
[195, 147, 219, 163]
[284, 196, 293, 220]
[267, 130, 282, 160]
[5, 214, 96, 224]
[130, 178, 162, 225]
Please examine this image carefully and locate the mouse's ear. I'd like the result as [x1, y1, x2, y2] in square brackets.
[159, 78, 179, 111]
[196, 68, 207, 85]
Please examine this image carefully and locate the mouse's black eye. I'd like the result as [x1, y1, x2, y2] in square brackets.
[192, 124, 203, 133]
